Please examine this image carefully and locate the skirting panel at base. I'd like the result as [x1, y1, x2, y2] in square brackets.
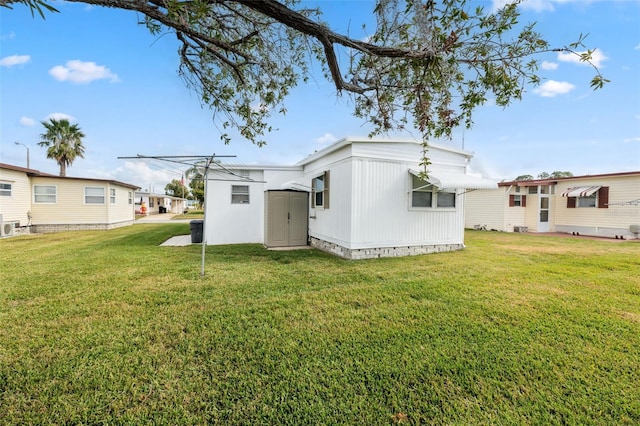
[31, 221, 134, 234]
[309, 237, 465, 260]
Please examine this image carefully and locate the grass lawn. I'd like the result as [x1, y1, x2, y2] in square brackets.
[172, 210, 204, 220]
[1, 226, 639, 424]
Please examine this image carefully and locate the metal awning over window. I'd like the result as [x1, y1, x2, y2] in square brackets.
[410, 170, 498, 190]
[561, 186, 601, 197]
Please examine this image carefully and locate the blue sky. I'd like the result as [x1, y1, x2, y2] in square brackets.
[1, 0, 639, 191]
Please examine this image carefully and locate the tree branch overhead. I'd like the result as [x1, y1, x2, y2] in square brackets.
[3, 0, 607, 153]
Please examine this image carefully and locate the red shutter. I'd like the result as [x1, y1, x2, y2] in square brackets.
[567, 197, 576, 208]
[598, 186, 609, 208]
[522, 195, 527, 207]
[509, 195, 515, 207]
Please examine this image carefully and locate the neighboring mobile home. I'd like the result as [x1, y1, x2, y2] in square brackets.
[135, 191, 187, 215]
[204, 137, 497, 259]
[0, 163, 139, 235]
[464, 171, 640, 239]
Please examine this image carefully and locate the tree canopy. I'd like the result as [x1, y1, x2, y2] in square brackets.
[38, 118, 86, 177]
[5, 0, 607, 168]
[515, 171, 574, 181]
[185, 166, 205, 207]
[165, 178, 190, 198]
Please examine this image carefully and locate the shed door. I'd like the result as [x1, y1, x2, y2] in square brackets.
[265, 191, 308, 247]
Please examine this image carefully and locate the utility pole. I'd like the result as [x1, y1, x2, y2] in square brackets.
[14, 141, 30, 168]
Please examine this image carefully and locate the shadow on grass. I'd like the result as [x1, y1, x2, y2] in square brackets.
[204, 243, 341, 265]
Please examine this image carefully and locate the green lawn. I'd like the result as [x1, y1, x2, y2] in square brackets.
[1, 226, 639, 424]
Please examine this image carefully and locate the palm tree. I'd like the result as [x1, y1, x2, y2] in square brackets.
[38, 118, 86, 177]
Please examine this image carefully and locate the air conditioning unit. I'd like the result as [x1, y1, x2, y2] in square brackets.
[1, 222, 15, 237]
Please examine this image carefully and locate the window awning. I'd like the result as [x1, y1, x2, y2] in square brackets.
[281, 180, 310, 192]
[561, 186, 601, 197]
[410, 170, 498, 190]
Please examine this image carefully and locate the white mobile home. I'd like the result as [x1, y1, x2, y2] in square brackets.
[204, 137, 496, 259]
[0, 163, 139, 235]
[465, 171, 640, 239]
[135, 191, 187, 215]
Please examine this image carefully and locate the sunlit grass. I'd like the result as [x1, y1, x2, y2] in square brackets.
[1, 227, 639, 424]
[172, 209, 204, 220]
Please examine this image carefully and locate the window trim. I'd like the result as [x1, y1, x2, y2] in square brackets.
[0, 182, 12, 197]
[231, 184, 250, 204]
[110, 188, 116, 204]
[311, 171, 330, 209]
[509, 194, 527, 207]
[128, 191, 133, 205]
[33, 185, 57, 204]
[84, 186, 106, 205]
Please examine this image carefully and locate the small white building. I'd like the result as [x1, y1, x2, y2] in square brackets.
[204, 137, 496, 259]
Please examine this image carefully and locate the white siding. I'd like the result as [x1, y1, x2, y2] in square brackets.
[205, 169, 266, 244]
[204, 167, 304, 245]
[464, 189, 506, 231]
[305, 143, 468, 250]
[203, 138, 482, 254]
[0, 169, 31, 226]
[553, 174, 640, 237]
[30, 177, 135, 225]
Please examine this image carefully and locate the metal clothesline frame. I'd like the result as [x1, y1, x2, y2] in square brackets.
[118, 153, 238, 276]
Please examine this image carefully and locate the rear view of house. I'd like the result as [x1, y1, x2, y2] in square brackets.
[204, 137, 497, 259]
[465, 171, 640, 239]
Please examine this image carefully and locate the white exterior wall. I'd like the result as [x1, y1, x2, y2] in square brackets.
[302, 140, 471, 252]
[30, 177, 134, 225]
[0, 168, 31, 226]
[503, 187, 528, 232]
[553, 174, 640, 238]
[307, 157, 353, 248]
[202, 138, 486, 257]
[205, 169, 265, 244]
[464, 188, 506, 231]
[204, 167, 304, 245]
[349, 159, 465, 248]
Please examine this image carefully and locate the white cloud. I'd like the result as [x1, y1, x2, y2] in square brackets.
[533, 80, 575, 97]
[634, 43, 640, 50]
[1, 32, 16, 40]
[541, 61, 558, 70]
[45, 112, 76, 122]
[0, 54, 30, 67]
[492, 0, 554, 13]
[112, 161, 174, 191]
[557, 49, 608, 68]
[49, 60, 120, 84]
[19, 116, 36, 127]
[623, 137, 640, 144]
[314, 133, 338, 146]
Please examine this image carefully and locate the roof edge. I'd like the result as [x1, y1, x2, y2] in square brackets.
[498, 170, 640, 187]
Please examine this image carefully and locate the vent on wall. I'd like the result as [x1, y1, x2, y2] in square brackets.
[1, 222, 15, 237]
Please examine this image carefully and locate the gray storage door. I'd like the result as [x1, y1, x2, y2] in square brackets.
[265, 191, 308, 247]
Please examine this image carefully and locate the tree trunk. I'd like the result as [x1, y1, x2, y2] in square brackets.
[59, 163, 66, 177]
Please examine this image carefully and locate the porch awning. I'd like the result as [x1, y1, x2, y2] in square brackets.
[561, 186, 601, 197]
[410, 170, 498, 190]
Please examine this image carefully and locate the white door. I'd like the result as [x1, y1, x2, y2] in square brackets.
[538, 193, 550, 232]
